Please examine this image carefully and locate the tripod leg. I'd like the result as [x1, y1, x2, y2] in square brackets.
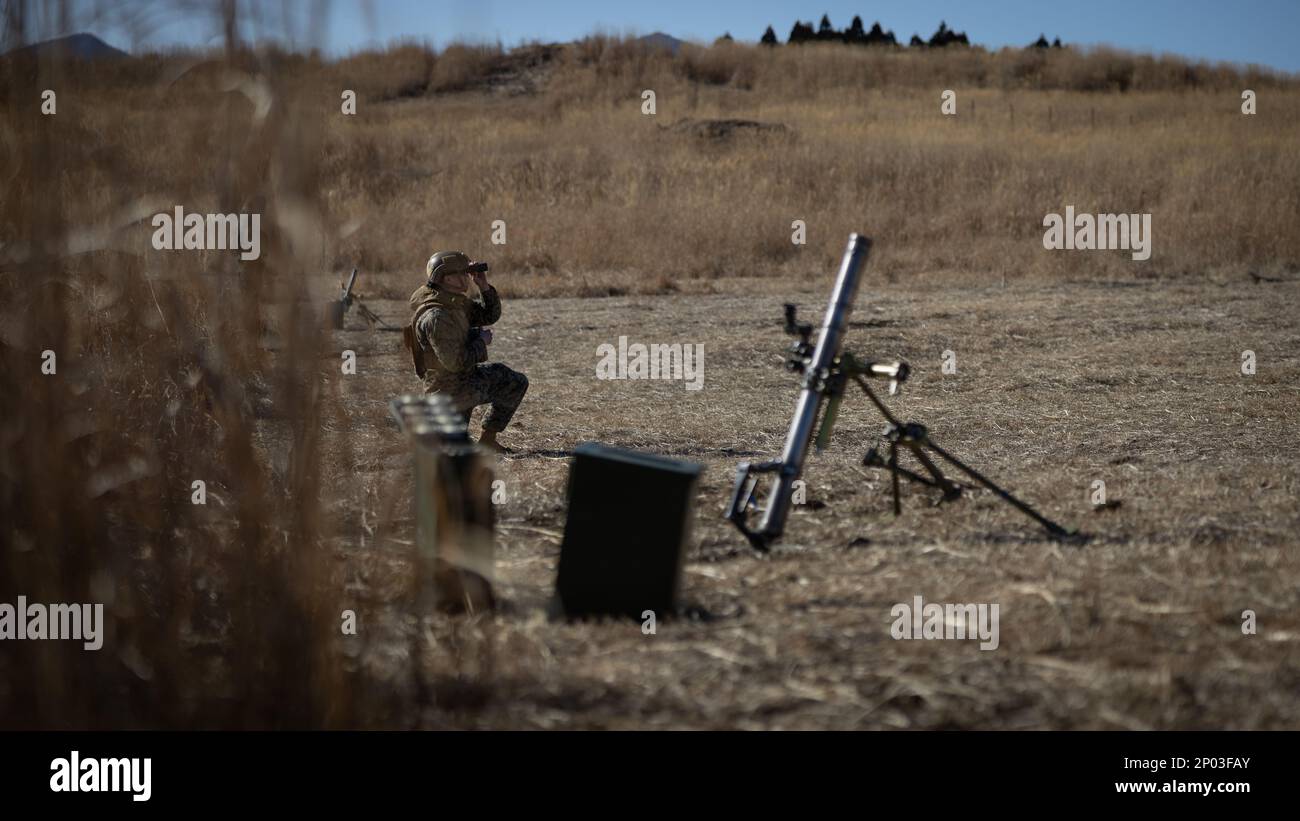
[923, 437, 1073, 538]
[357, 299, 396, 330]
[908, 443, 962, 502]
[865, 447, 944, 488]
[888, 443, 901, 516]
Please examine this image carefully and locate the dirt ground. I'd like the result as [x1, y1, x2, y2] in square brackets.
[318, 272, 1300, 729]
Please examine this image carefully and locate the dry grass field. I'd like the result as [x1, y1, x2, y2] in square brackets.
[2, 29, 1299, 729]
[326, 272, 1300, 729]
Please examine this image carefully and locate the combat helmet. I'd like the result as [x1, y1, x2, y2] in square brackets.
[426, 251, 488, 286]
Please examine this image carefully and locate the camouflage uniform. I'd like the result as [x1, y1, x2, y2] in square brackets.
[404, 257, 528, 433]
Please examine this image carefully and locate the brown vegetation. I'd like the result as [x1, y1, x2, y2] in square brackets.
[1, 29, 1298, 728]
[3, 36, 1298, 296]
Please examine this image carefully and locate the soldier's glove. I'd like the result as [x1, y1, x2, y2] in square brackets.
[466, 328, 489, 364]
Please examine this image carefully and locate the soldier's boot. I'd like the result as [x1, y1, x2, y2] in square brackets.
[474, 366, 528, 453]
[478, 428, 510, 454]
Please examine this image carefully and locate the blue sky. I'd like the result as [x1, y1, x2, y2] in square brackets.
[52, 0, 1300, 73]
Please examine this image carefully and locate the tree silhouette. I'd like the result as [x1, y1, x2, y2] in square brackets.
[866, 21, 897, 46]
[816, 14, 841, 42]
[928, 20, 969, 47]
[759, 16, 981, 49]
[789, 20, 815, 44]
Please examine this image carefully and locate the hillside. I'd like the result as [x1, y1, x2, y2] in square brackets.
[2, 36, 1297, 295]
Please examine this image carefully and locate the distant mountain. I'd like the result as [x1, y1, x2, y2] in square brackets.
[3, 32, 129, 61]
[636, 32, 684, 55]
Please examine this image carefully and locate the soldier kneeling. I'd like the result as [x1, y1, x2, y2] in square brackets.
[404, 251, 528, 452]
